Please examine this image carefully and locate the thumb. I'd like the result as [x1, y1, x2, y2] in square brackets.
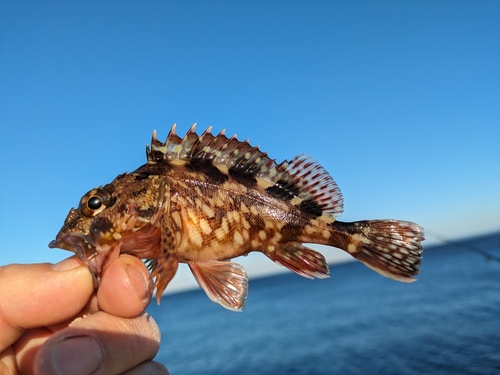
[0, 257, 94, 351]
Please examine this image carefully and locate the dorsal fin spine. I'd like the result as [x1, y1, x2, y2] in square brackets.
[169, 124, 178, 137]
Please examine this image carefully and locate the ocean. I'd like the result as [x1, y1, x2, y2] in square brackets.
[148, 233, 500, 374]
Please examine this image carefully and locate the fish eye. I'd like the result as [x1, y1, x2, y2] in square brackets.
[80, 189, 110, 217]
[87, 196, 103, 210]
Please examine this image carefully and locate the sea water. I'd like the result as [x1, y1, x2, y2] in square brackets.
[148, 233, 500, 374]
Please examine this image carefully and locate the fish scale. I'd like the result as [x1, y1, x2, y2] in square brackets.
[50, 124, 425, 311]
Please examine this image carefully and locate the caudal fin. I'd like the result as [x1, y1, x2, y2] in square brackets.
[335, 220, 424, 282]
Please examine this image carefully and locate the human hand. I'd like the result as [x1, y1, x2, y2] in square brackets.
[0, 254, 169, 375]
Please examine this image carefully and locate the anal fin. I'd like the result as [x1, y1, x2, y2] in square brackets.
[188, 261, 248, 312]
[266, 244, 330, 279]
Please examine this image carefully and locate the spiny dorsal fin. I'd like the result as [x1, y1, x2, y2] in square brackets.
[147, 123, 284, 177]
[146, 124, 343, 219]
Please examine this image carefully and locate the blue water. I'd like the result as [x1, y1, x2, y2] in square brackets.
[148, 233, 500, 374]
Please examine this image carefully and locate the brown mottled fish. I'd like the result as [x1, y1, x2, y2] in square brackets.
[50, 124, 424, 311]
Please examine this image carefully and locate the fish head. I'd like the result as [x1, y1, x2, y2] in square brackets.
[49, 171, 166, 278]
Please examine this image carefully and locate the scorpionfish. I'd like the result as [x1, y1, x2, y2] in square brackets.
[50, 124, 424, 311]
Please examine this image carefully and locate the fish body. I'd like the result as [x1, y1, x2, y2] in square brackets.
[50, 124, 424, 311]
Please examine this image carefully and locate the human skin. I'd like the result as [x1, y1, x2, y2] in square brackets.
[0, 254, 169, 375]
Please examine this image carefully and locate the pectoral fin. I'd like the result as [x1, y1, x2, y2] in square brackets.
[152, 216, 179, 304]
[188, 261, 248, 312]
[266, 244, 330, 279]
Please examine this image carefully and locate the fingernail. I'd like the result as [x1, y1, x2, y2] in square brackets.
[52, 336, 103, 375]
[52, 257, 82, 271]
[126, 265, 149, 301]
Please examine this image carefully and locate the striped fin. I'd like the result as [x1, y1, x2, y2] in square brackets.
[281, 154, 343, 218]
[334, 220, 424, 282]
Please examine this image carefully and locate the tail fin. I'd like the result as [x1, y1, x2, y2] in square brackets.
[334, 220, 424, 282]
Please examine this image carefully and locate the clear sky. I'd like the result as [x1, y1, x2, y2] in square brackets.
[1, 1, 499, 292]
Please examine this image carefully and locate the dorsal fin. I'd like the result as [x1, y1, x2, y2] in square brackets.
[147, 123, 284, 177]
[286, 154, 344, 218]
[146, 124, 343, 218]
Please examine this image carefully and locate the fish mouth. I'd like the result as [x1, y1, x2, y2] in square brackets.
[49, 233, 105, 288]
[49, 233, 97, 261]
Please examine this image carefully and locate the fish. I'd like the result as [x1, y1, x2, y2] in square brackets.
[49, 124, 424, 311]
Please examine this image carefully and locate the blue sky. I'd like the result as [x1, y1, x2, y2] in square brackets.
[1, 1, 499, 291]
